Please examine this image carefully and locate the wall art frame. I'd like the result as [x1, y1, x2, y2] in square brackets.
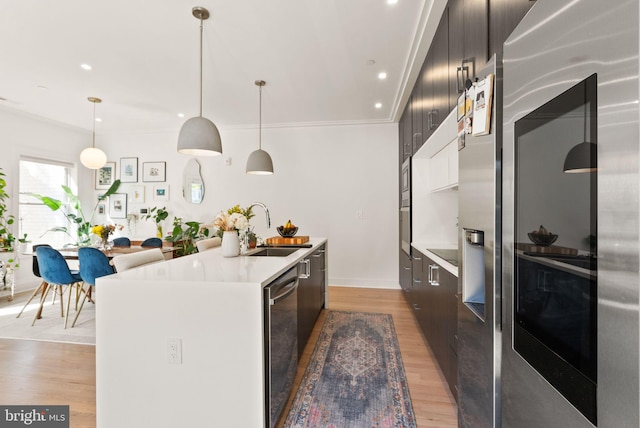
[142, 161, 166, 182]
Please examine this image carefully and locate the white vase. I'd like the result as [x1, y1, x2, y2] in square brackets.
[222, 230, 240, 258]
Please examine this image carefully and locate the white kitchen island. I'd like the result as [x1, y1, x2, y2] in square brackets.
[96, 237, 328, 428]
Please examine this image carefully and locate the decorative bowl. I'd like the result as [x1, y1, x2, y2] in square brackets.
[528, 232, 558, 246]
[277, 226, 298, 238]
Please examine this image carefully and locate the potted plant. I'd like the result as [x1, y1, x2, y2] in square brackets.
[165, 217, 209, 257]
[29, 180, 121, 246]
[143, 207, 169, 238]
[0, 168, 16, 252]
[17, 233, 30, 253]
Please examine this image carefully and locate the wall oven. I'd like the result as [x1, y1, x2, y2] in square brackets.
[401, 157, 411, 208]
[400, 157, 411, 255]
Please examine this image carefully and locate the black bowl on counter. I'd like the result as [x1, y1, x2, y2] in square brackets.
[277, 226, 298, 237]
[527, 232, 558, 246]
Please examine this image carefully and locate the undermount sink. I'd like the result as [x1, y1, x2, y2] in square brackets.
[247, 247, 299, 257]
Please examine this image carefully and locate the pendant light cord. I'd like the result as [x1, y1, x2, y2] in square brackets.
[199, 17, 204, 118]
[259, 84, 262, 150]
[92, 100, 96, 148]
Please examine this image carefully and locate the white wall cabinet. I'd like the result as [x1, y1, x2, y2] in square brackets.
[429, 139, 459, 192]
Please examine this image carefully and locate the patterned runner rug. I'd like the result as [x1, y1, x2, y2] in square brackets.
[284, 311, 416, 428]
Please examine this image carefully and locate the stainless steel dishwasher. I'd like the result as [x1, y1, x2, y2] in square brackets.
[264, 266, 299, 428]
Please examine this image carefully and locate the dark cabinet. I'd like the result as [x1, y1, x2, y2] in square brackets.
[297, 245, 326, 358]
[406, 250, 458, 400]
[448, 0, 489, 109]
[400, 100, 413, 162]
[488, 0, 536, 57]
[420, 10, 449, 143]
[411, 84, 424, 153]
[399, 249, 413, 300]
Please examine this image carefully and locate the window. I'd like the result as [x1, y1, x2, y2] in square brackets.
[19, 158, 75, 249]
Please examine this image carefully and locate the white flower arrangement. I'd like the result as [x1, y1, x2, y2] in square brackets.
[213, 211, 249, 232]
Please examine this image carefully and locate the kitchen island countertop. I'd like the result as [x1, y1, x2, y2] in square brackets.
[96, 237, 328, 428]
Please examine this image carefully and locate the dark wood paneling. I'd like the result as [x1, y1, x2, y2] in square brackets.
[489, 0, 536, 56]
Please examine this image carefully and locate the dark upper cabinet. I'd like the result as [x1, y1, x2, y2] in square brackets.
[448, 0, 489, 109]
[411, 83, 424, 153]
[431, 10, 450, 135]
[400, 99, 412, 161]
[421, 10, 449, 142]
[488, 0, 536, 57]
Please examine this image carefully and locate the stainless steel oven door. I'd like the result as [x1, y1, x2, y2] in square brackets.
[400, 207, 410, 255]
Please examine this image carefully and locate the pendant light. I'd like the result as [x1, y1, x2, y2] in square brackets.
[563, 87, 597, 173]
[246, 80, 274, 175]
[80, 97, 107, 169]
[177, 6, 222, 156]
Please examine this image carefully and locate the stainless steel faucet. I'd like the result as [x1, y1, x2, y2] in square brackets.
[249, 202, 271, 229]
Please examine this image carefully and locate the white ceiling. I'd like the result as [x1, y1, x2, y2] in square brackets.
[0, 0, 442, 134]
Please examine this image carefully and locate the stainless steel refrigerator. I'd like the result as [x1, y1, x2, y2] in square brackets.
[501, 0, 639, 427]
[457, 54, 502, 428]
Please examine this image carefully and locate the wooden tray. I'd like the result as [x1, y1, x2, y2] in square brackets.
[266, 236, 310, 245]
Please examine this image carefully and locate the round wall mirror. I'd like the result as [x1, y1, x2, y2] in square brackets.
[183, 158, 204, 204]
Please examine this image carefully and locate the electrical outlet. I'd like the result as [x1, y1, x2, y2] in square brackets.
[167, 338, 182, 364]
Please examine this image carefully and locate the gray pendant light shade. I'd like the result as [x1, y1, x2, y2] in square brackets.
[246, 80, 274, 175]
[177, 117, 222, 156]
[246, 149, 274, 175]
[563, 141, 597, 173]
[177, 6, 222, 156]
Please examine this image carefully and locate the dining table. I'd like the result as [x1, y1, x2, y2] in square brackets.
[57, 245, 174, 260]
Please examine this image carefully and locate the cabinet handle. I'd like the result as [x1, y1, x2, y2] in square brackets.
[298, 259, 311, 279]
[429, 264, 440, 286]
[413, 278, 422, 284]
[312, 253, 322, 258]
[412, 256, 421, 261]
[456, 66, 463, 93]
[430, 110, 439, 130]
[403, 266, 411, 271]
[413, 303, 421, 311]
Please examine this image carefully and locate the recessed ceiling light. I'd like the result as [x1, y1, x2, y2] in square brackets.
[387, 0, 399, 4]
[177, 113, 185, 118]
[36, 85, 48, 90]
[378, 72, 387, 80]
[95, 118, 102, 122]
[80, 64, 92, 71]
[375, 102, 383, 109]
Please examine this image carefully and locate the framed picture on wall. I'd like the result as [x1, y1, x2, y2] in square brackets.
[153, 185, 170, 201]
[142, 162, 166, 182]
[95, 162, 116, 190]
[97, 204, 106, 215]
[130, 185, 145, 204]
[109, 193, 127, 219]
[120, 157, 138, 183]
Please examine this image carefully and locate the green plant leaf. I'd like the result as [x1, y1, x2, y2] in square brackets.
[99, 180, 121, 201]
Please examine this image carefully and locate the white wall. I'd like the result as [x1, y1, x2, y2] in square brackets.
[93, 122, 400, 288]
[0, 107, 94, 292]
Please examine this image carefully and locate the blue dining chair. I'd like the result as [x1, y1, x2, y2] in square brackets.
[75, 247, 115, 327]
[141, 237, 162, 248]
[16, 244, 68, 320]
[112, 237, 131, 247]
[35, 246, 83, 328]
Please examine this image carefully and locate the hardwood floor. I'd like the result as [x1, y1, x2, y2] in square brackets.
[280, 286, 457, 427]
[0, 286, 457, 428]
